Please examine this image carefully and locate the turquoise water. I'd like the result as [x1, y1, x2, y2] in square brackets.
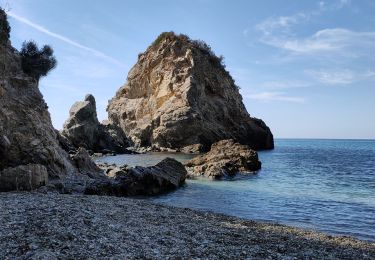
[96, 139, 375, 241]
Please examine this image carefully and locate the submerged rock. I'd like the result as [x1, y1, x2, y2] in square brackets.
[86, 158, 187, 196]
[185, 139, 261, 179]
[61, 94, 130, 154]
[108, 32, 273, 152]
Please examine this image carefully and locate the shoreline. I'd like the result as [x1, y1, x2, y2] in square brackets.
[0, 192, 374, 259]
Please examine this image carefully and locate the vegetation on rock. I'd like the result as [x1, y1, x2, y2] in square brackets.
[151, 31, 228, 74]
[0, 8, 10, 44]
[20, 41, 57, 79]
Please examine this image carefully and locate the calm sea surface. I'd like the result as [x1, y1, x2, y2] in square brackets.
[95, 139, 375, 241]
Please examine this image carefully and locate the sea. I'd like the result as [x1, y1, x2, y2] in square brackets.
[95, 139, 375, 242]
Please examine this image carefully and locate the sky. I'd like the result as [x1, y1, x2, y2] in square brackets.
[2, 0, 375, 139]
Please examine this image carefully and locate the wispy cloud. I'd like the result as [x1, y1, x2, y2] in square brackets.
[244, 92, 305, 103]
[307, 69, 354, 84]
[7, 12, 125, 67]
[253, 0, 348, 37]
[263, 28, 375, 54]
[255, 12, 309, 36]
[307, 69, 375, 85]
[252, 0, 363, 56]
[319, 0, 351, 11]
[259, 80, 311, 89]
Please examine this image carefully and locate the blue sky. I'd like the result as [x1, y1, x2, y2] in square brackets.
[3, 0, 375, 139]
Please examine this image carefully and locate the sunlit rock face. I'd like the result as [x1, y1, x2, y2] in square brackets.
[108, 32, 274, 152]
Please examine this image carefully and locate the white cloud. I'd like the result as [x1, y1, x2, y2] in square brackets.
[253, 0, 349, 37]
[255, 13, 309, 36]
[307, 69, 354, 84]
[307, 69, 375, 85]
[263, 28, 375, 54]
[259, 80, 311, 89]
[7, 11, 125, 67]
[245, 92, 305, 103]
[318, 0, 351, 11]
[335, 0, 351, 9]
[252, 1, 363, 56]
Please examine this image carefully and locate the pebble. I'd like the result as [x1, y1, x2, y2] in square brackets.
[0, 192, 374, 259]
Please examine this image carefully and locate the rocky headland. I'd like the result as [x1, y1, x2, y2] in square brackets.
[107, 32, 274, 153]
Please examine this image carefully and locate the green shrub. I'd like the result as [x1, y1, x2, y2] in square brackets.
[151, 31, 236, 87]
[151, 31, 175, 47]
[20, 41, 57, 79]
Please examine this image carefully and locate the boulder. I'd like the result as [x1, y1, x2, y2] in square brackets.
[108, 32, 274, 152]
[0, 164, 48, 192]
[185, 139, 261, 179]
[86, 158, 187, 196]
[61, 95, 130, 154]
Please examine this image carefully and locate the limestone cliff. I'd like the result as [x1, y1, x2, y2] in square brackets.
[0, 10, 77, 190]
[108, 32, 274, 152]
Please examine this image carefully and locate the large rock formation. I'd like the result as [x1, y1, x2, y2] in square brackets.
[0, 10, 109, 193]
[0, 12, 189, 195]
[85, 158, 187, 196]
[185, 139, 261, 179]
[0, 9, 76, 188]
[61, 94, 129, 154]
[108, 32, 274, 152]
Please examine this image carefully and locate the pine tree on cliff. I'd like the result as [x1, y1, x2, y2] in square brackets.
[20, 41, 57, 80]
[0, 8, 10, 45]
[1, 8, 57, 80]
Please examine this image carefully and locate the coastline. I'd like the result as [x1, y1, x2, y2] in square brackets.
[1, 193, 374, 259]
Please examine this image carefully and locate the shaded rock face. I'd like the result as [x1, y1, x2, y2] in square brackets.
[0, 10, 76, 188]
[108, 32, 274, 152]
[86, 158, 187, 196]
[185, 139, 261, 179]
[0, 164, 48, 191]
[62, 94, 99, 150]
[61, 94, 129, 154]
[70, 148, 103, 179]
